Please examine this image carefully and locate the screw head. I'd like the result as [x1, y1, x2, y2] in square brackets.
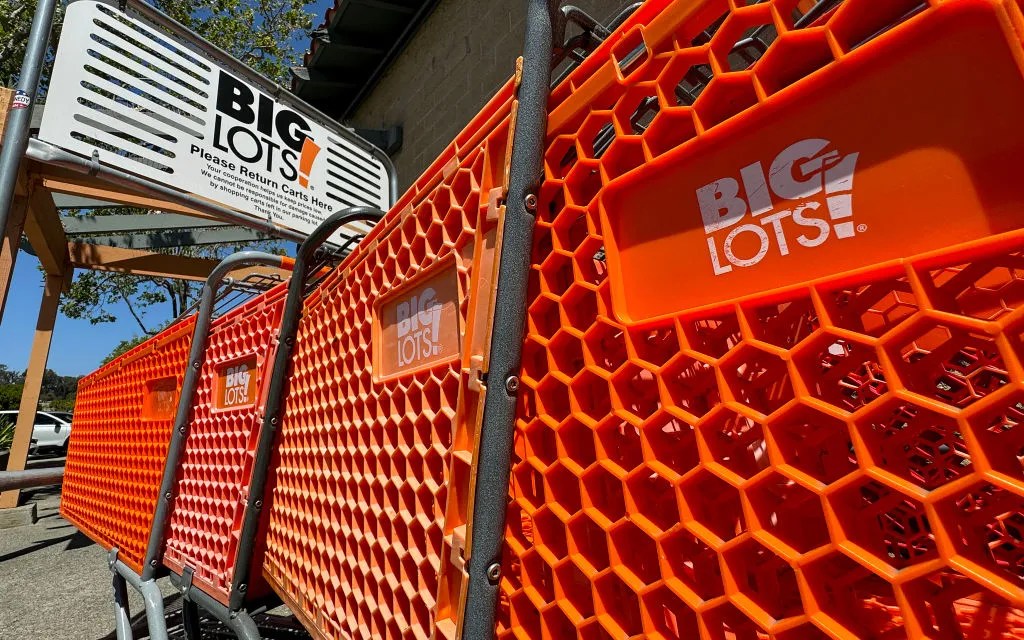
[524, 193, 538, 211]
[164, 492, 172, 499]
[486, 562, 501, 583]
[254, 500, 263, 509]
[504, 376, 520, 394]
[238, 583, 247, 593]
[192, 361, 201, 370]
[150, 559, 159, 567]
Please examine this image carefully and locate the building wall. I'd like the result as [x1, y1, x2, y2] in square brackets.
[347, 0, 629, 192]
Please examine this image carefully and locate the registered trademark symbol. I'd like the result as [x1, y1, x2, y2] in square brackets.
[857, 224, 868, 233]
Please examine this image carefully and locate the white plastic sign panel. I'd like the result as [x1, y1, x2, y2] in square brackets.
[39, 0, 389, 239]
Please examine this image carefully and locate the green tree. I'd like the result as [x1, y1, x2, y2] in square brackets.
[157, 0, 313, 83]
[0, 363, 23, 386]
[101, 333, 151, 365]
[2, 0, 309, 88]
[0, 383, 23, 411]
[0, 0, 64, 88]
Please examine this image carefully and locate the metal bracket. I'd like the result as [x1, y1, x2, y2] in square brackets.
[353, 126, 403, 156]
[88, 149, 101, 177]
[180, 565, 195, 599]
[461, 2, 557, 639]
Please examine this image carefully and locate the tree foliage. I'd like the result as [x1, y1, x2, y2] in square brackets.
[0, 0, 64, 89]
[1, 0, 310, 89]
[0, 364, 80, 410]
[155, 0, 313, 83]
[101, 333, 151, 365]
[0, 383, 23, 411]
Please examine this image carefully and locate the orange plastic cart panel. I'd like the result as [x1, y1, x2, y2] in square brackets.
[61, 320, 195, 574]
[499, 1, 1024, 640]
[601, 0, 1024, 321]
[162, 283, 288, 605]
[261, 81, 515, 640]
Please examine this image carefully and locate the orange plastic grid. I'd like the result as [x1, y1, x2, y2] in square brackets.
[161, 282, 288, 605]
[261, 79, 516, 640]
[499, 1, 1024, 639]
[61, 319, 195, 574]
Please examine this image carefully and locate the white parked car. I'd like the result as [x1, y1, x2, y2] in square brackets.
[0, 410, 73, 455]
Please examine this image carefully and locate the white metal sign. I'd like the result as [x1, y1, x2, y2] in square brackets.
[39, 0, 391, 240]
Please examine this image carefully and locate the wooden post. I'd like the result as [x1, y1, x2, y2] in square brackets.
[0, 88, 13, 136]
[0, 270, 67, 508]
[0, 195, 29, 318]
[0, 88, 22, 323]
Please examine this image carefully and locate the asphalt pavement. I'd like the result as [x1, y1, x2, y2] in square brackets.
[0, 456, 310, 640]
[0, 455, 180, 640]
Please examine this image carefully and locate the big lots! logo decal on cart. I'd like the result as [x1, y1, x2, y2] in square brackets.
[376, 262, 462, 379]
[699, 138, 859, 275]
[599, 12, 1024, 323]
[215, 356, 258, 410]
[395, 288, 443, 368]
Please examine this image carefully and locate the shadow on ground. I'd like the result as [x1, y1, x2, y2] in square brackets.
[0, 458, 309, 640]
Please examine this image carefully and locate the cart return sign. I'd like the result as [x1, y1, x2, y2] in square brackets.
[38, 0, 391, 239]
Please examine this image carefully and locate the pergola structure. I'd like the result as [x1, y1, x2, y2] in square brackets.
[0, 0, 397, 515]
[0, 88, 293, 510]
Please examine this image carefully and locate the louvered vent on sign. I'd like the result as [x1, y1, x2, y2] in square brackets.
[39, 0, 392, 242]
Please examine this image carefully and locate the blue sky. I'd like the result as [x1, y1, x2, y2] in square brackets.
[0, 254, 149, 376]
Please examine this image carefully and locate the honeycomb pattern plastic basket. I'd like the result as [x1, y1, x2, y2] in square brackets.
[498, 0, 1024, 639]
[161, 282, 288, 605]
[61, 319, 195, 574]
[261, 80, 516, 640]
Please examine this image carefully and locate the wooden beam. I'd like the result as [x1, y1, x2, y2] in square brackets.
[0, 196, 28, 319]
[79, 227, 274, 251]
[0, 270, 67, 507]
[34, 170, 220, 220]
[63, 213, 228, 235]
[68, 242, 290, 282]
[68, 242, 219, 281]
[24, 180, 71, 277]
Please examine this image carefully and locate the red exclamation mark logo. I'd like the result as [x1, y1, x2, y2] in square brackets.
[298, 137, 321, 188]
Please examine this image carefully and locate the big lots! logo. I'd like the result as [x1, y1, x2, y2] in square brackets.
[222, 362, 252, 408]
[698, 138, 860, 275]
[395, 288, 443, 368]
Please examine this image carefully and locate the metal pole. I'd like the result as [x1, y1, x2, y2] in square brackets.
[228, 205, 384, 612]
[0, 467, 64, 491]
[0, 0, 57, 297]
[461, 1, 555, 638]
[112, 556, 169, 640]
[112, 571, 134, 640]
[181, 599, 202, 640]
